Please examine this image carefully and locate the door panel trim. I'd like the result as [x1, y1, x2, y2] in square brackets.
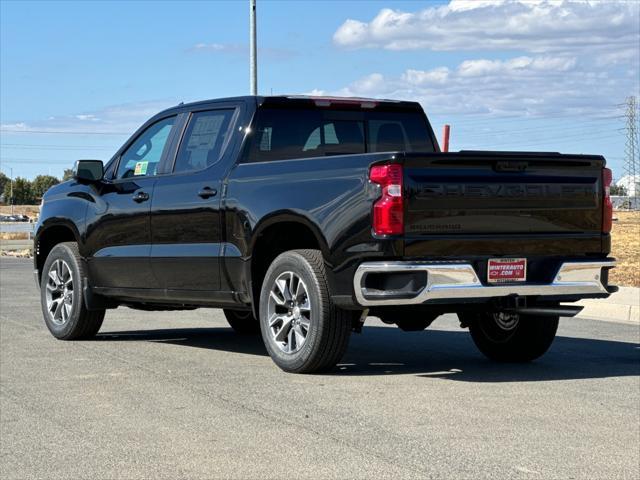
[93, 244, 151, 258]
[92, 286, 240, 306]
[151, 242, 220, 257]
[93, 242, 240, 259]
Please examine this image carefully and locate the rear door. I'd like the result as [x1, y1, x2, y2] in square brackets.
[85, 115, 177, 288]
[150, 106, 240, 292]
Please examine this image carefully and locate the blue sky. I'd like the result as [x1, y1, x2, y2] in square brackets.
[1, 0, 638, 180]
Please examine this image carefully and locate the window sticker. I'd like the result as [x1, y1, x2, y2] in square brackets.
[134, 161, 148, 176]
[187, 115, 224, 150]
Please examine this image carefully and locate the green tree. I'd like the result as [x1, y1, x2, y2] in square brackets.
[0, 172, 8, 197]
[31, 175, 60, 199]
[2, 177, 35, 205]
[62, 168, 74, 181]
[610, 184, 628, 196]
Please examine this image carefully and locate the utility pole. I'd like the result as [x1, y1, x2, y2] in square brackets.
[10, 166, 14, 215]
[249, 0, 257, 95]
[623, 96, 639, 200]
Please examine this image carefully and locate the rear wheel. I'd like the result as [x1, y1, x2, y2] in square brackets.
[223, 309, 260, 334]
[40, 242, 105, 340]
[460, 311, 559, 362]
[259, 249, 351, 373]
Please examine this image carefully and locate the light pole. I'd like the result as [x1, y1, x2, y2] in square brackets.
[249, 0, 257, 95]
[10, 167, 14, 215]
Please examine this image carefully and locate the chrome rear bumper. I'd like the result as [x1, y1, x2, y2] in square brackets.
[353, 260, 615, 307]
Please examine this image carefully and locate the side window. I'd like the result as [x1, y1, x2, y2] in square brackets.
[174, 109, 235, 173]
[116, 116, 175, 179]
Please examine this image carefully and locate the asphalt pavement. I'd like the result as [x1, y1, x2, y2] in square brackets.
[1, 257, 639, 479]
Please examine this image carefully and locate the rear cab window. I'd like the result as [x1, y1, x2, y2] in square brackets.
[244, 106, 435, 163]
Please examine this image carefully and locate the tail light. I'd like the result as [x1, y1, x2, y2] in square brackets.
[602, 167, 613, 233]
[370, 164, 404, 235]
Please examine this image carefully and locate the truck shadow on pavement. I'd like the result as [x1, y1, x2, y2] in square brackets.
[97, 326, 640, 382]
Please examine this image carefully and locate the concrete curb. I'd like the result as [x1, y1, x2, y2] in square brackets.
[576, 287, 639, 324]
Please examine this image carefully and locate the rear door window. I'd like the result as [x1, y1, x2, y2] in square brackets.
[173, 109, 235, 173]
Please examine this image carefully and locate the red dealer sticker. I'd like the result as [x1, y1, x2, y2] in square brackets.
[487, 258, 527, 283]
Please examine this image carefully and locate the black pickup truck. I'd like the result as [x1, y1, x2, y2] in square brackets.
[35, 95, 616, 373]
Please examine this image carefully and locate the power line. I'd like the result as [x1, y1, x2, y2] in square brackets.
[0, 158, 102, 165]
[1, 142, 114, 149]
[0, 129, 130, 135]
[459, 131, 624, 149]
[435, 112, 623, 127]
[1, 145, 114, 152]
[458, 126, 622, 140]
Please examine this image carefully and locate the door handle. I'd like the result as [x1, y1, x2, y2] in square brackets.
[132, 191, 150, 203]
[198, 187, 217, 199]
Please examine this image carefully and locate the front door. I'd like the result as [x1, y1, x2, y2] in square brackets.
[150, 108, 238, 292]
[85, 115, 177, 289]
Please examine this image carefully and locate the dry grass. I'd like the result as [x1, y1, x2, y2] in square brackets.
[610, 211, 640, 287]
[0, 232, 30, 240]
[0, 249, 32, 258]
[0, 205, 40, 218]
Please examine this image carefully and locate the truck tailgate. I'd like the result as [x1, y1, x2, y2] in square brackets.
[404, 151, 605, 255]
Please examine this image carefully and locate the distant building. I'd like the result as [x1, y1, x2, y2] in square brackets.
[616, 175, 639, 197]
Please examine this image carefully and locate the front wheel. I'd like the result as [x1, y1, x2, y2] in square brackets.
[460, 311, 559, 362]
[40, 242, 105, 340]
[259, 249, 351, 373]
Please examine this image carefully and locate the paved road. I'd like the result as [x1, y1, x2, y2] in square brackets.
[1, 257, 639, 479]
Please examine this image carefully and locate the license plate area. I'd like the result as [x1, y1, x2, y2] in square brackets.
[487, 258, 527, 283]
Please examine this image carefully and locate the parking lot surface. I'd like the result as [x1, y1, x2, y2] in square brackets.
[1, 257, 639, 479]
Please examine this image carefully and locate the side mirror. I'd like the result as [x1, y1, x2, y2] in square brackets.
[73, 160, 104, 182]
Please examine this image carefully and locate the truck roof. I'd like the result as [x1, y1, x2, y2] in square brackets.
[160, 95, 423, 116]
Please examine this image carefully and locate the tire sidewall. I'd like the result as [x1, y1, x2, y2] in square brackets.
[468, 312, 559, 362]
[259, 252, 326, 371]
[224, 309, 261, 334]
[40, 243, 85, 339]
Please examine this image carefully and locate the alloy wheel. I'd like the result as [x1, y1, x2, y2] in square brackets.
[45, 259, 74, 326]
[493, 312, 520, 331]
[267, 271, 311, 354]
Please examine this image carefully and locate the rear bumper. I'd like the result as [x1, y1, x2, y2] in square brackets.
[353, 260, 615, 307]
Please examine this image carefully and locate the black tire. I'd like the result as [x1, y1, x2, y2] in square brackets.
[40, 242, 105, 340]
[223, 309, 260, 334]
[460, 311, 559, 362]
[258, 249, 351, 373]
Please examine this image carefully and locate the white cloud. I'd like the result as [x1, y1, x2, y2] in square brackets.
[333, 0, 639, 64]
[457, 56, 576, 77]
[326, 1, 639, 118]
[189, 42, 296, 60]
[1, 100, 174, 135]
[402, 67, 450, 85]
[190, 43, 245, 54]
[310, 54, 632, 117]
